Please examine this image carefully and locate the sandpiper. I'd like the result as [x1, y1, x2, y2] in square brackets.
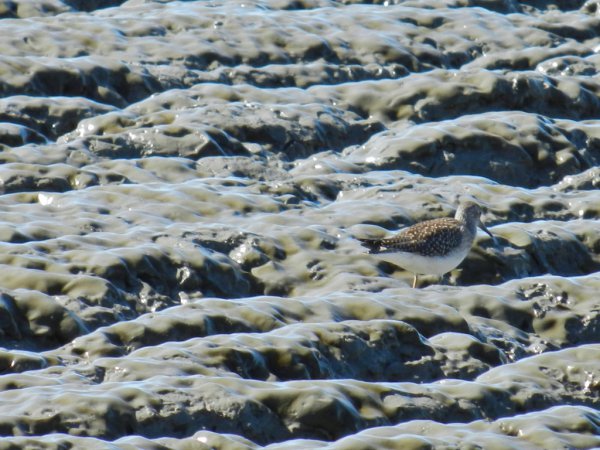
[359, 201, 494, 288]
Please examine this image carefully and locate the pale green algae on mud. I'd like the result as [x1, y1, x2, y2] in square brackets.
[0, 0, 598, 449]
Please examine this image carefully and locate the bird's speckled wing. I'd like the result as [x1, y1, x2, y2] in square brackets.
[359, 217, 464, 257]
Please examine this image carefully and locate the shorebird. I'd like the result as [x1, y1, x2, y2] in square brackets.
[359, 201, 494, 288]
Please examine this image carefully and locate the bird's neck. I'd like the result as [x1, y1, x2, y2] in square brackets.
[457, 214, 478, 244]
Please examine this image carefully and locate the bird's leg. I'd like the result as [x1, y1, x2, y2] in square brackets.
[412, 274, 418, 288]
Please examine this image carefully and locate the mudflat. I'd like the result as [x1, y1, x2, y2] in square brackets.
[0, 1, 598, 448]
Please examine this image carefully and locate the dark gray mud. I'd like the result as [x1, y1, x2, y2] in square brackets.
[0, 0, 598, 448]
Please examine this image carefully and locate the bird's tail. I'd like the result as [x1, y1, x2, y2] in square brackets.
[358, 237, 382, 253]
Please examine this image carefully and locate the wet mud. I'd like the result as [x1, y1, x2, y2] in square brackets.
[0, 0, 598, 448]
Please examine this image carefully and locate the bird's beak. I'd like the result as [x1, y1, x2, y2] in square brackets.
[479, 221, 496, 244]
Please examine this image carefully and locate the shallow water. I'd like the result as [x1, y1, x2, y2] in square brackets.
[0, 0, 598, 448]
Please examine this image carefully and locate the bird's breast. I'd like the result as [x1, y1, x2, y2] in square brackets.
[371, 245, 471, 275]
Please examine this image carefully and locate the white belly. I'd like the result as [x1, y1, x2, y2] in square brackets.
[371, 247, 470, 275]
